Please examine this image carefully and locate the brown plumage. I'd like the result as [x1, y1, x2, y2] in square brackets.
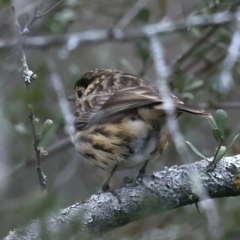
[69, 69, 209, 192]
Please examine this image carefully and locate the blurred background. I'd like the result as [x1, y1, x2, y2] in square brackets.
[1, 0, 240, 239]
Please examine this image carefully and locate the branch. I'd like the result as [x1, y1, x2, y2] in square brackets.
[22, 0, 63, 33]
[4, 155, 240, 239]
[0, 11, 238, 50]
[219, 14, 240, 94]
[12, 3, 46, 191]
[114, 0, 148, 30]
[45, 55, 74, 137]
[28, 105, 46, 191]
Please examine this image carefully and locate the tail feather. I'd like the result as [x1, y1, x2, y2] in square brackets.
[153, 103, 210, 116]
[176, 104, 210, 116]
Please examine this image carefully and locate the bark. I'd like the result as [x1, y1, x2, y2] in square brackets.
[4, 155, 240, 239]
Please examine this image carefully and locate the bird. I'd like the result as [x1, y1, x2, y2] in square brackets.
[68, 69, 209, 193]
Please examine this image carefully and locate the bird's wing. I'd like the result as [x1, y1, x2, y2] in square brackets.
[75, 85, 209, 130]
[75, 86, 187, 130]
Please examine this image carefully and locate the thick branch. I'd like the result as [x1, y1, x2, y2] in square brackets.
[4, 155, 240, 239]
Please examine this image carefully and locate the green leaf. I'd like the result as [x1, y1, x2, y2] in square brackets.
[215, 109, 227, 134]
[186, 141, 206, 159]
[214, 146, 227, 165]
[183, 80, 204, 91]
[209, 116, 218, 129]
[41, 119, 53, 138]
[212, 128, 223, 143]
[181, 92, 194, 100]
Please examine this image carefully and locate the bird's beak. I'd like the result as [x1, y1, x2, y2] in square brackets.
[67, 95, 75, 101]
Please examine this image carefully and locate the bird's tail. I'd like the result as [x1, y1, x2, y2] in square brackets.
[176, 103, 210, 116]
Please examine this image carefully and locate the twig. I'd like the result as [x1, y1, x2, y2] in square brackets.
[208, 137, 224, 169]
[195, 52, 225, 75]
[200, 101, 240, 109]
[219, 15, 240, 94]
[170, 26, 219, 68]
[171, 1, 240, 70]
[149, 34, 220, 238]
[4, 155, 240, 239]
[12, 5, 37, 87]
[28, 105, 46, 191]
[45, 55, 75, 137]
[0, 10, 238, 50]
[22, 1, 40, 34]
[114, 0, 149, 30]
[23, 0, 63, 33]
[12, 3, 47, 191]
[25, 137, 73, 167]
[35, 1, 63, 19]
[5, 137, 72, 180]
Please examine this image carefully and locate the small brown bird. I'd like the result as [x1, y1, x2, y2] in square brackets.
[68, 69, 209, 192]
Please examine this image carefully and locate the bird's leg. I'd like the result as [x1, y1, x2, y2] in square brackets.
[137, 160, 149, 184]
[195, 202, 200, 214]
[101, 164, 121, 203]
[102, 164, 118, 192]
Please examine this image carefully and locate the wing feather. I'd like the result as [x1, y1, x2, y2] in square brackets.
[75, 85, 209, 130]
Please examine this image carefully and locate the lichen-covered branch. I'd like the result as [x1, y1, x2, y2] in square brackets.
[4, 155, 240, 239]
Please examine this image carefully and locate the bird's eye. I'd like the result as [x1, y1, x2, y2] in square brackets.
[77, 90, 83, 98]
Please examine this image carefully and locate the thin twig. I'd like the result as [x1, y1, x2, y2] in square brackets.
[12, 3, 47, 191]
[170, 26, 219, 68]
[5, 137, 73, 179]
[219, 15, 240, 94]
[149, 34, 220, 239]
[0, 10, 238, 50]
[23, 0, 63, 33]
[114, 0, 149, 30]
[45, 55, 75, 137]
[211, 137, 224, 168]
[22, 1, 40, 33]
[195, 52, 225, 75]
[200, 101, 240, 109]
[35, 1, 63, 19]
[28, 105, 46, 191]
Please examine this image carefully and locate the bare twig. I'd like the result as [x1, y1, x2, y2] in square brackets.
[12, 3, 48, 191]
[219, 15, 240, 94]
[114, 0, 149, 30]
[45, 55, 74, 137]
[170, 26, 219, 68]
[149, 34, 220, 238]
[200, 101, 240, 109]
[171, 1, 240, 70]
[35, 1, 63, 19]
[6, 137, 72, 180]
[195, 52, 225, 75]
[28, 105, 46, 191]
[12, 5, 37, 87]
[23, 0, 63, 33]
[0, 10, 238, 50]
[4, 155, 240, 239]
[22, 1, 40, 34]
[208, 137, 224, 169]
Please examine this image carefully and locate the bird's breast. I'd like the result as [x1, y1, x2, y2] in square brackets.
[72, 108, 170, 171]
